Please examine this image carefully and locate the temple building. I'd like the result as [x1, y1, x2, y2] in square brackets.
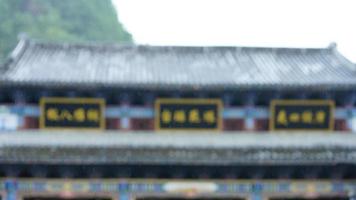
[0, 38, 356, 200]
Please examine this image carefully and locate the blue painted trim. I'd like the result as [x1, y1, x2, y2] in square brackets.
[119, 182, 129, 200]
[0, 105, 353, 120]
[5, 180, 17, 200]
[251, 191, 263, 200]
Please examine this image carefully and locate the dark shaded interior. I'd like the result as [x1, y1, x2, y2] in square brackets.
[2, 163, 356, 179]
[25, 198, 111, 200]
[271, 198, 348, 200]
[138, 198, 244, 200]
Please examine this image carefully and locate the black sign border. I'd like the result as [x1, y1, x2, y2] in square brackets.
[40, 97, 106, 130]
[155, 98, 223, 132]
[269, 100, 335, 131]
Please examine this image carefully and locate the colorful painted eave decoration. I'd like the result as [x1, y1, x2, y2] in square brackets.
[1, 179, 356, 195]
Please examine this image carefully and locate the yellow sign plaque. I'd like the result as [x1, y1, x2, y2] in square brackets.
[270, 100, 334, 131]
[40, 97, 105, 130]
[155, 98, 223, 131]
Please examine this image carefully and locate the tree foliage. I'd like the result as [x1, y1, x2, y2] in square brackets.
[0, 0, 132, 61]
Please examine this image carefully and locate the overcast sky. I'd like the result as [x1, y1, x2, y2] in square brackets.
[114, 0, 356, 62]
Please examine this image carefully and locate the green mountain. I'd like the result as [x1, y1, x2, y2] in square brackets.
[0, 0, 132, 61]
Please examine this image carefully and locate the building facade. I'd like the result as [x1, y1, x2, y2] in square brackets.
[0, 38, 356, 200]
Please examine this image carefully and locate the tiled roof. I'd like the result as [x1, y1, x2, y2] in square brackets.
[1, 131, 356, 165]
[1, 38, 356, 90]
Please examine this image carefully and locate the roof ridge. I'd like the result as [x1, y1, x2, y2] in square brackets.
[26, 37, 332, 52]
[0, 36, 29, 75]
[28, 38, 131, 50]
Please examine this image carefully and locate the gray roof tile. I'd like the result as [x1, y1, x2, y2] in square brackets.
[2, 39, 356, 89]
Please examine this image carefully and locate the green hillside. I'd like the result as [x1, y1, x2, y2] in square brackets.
[0, 0, 132, 61]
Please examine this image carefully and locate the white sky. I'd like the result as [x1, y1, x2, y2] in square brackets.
[113, 0, 356, 62]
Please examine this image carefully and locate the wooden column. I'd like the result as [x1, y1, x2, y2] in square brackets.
[12, 90, 28, 129]
[344, 92, 355, 131]
[143, 93, 155, 130]
[244, 92, 256, 131]
[222, 93, 232, 131]
[119, 93, 131, 131]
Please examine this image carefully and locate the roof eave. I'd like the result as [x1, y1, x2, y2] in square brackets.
[1, 132, 356, 165]
[1, 80, 356, 91]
